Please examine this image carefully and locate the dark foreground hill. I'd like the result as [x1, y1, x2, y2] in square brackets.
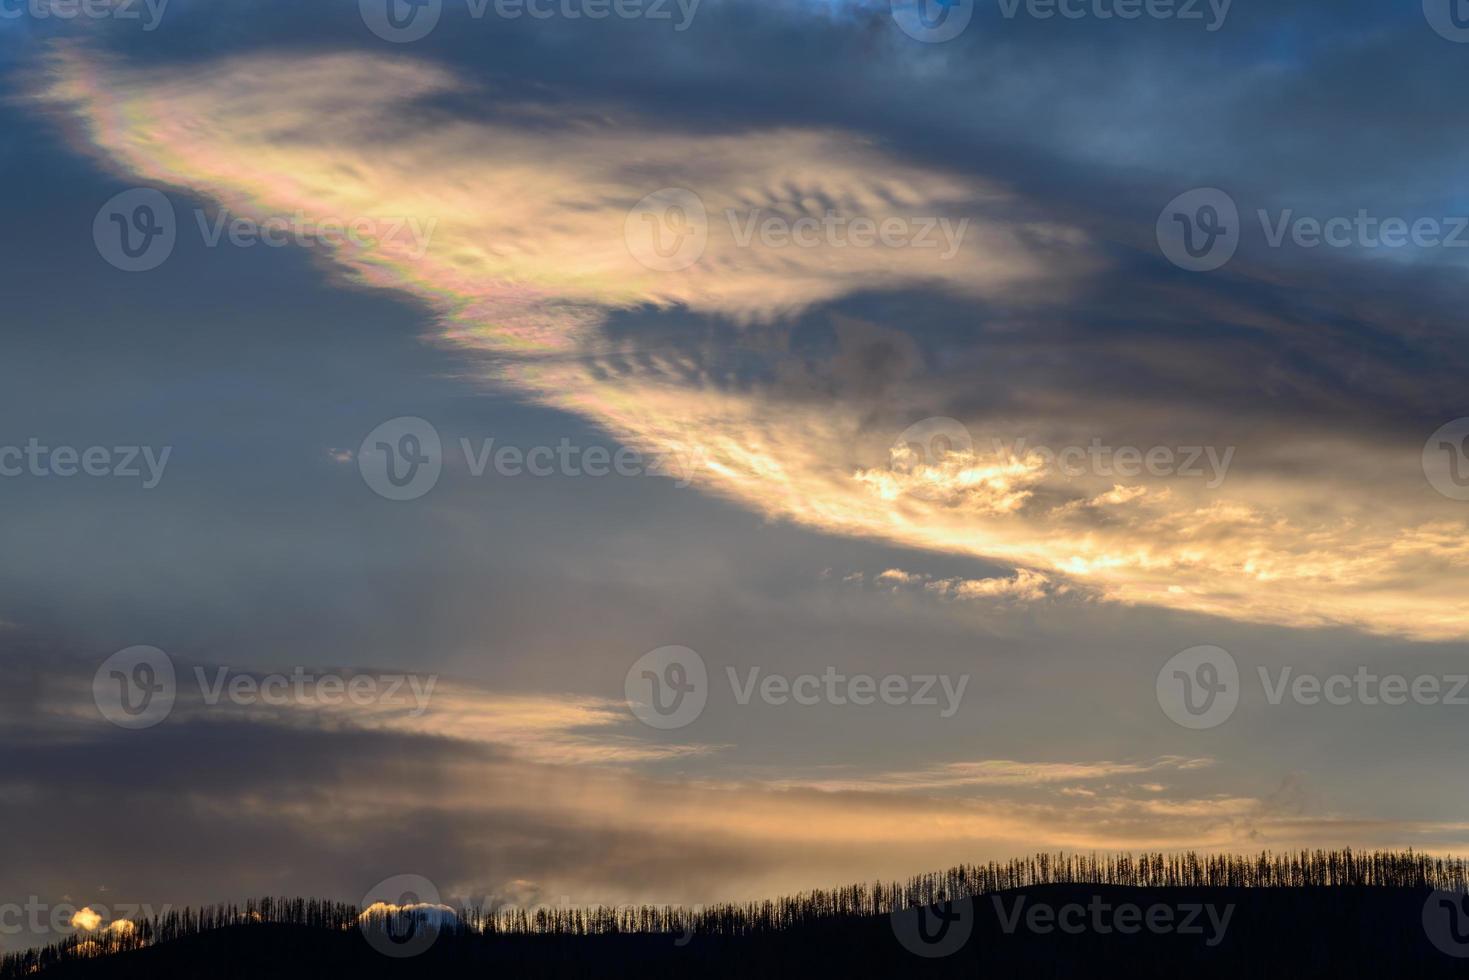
[20, 885, 1469, 979]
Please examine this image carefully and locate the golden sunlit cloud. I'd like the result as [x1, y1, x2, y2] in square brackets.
[36, 45, 1469, 640]
[296, 683, 716, 765]
[357, 901, 458, 924]
[68, 907, 102, 931]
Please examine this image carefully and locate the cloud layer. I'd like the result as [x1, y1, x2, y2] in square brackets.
[33, 42, 1469, 639]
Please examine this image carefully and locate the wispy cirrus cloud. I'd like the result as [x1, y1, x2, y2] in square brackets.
[36, 657, 708, 766]
[756, 755, 1212, 793]
[346, 682, 715, 765]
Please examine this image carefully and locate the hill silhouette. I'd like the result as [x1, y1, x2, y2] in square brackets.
[10, 851, 1469, 978]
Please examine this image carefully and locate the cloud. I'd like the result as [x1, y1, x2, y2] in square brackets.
[11, 709, 1467, 913]
[357, 902, 459, 927]
[9, 643, 1469, 917]
[68, 907, 102, 931]
[873, 569, 922, 586]
[925, 569, 1063, 602]
[33, 43, 1469, 641]
[40, 48, 1065, 329]
[38, 659, 709, 766]
[759, 756, 1211, 793]
[319, 682, 716, 766]
[861, 566, 1070, 602]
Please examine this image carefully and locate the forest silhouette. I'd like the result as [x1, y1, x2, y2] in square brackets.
[8, 849, 1469, 978]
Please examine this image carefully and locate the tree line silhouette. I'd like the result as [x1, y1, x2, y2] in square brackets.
[5, 848, 1467, 977]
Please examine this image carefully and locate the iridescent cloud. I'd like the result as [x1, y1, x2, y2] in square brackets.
[36, 45, 1469, 640]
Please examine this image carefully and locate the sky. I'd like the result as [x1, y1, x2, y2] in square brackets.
[3, 0, 1469, 953]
